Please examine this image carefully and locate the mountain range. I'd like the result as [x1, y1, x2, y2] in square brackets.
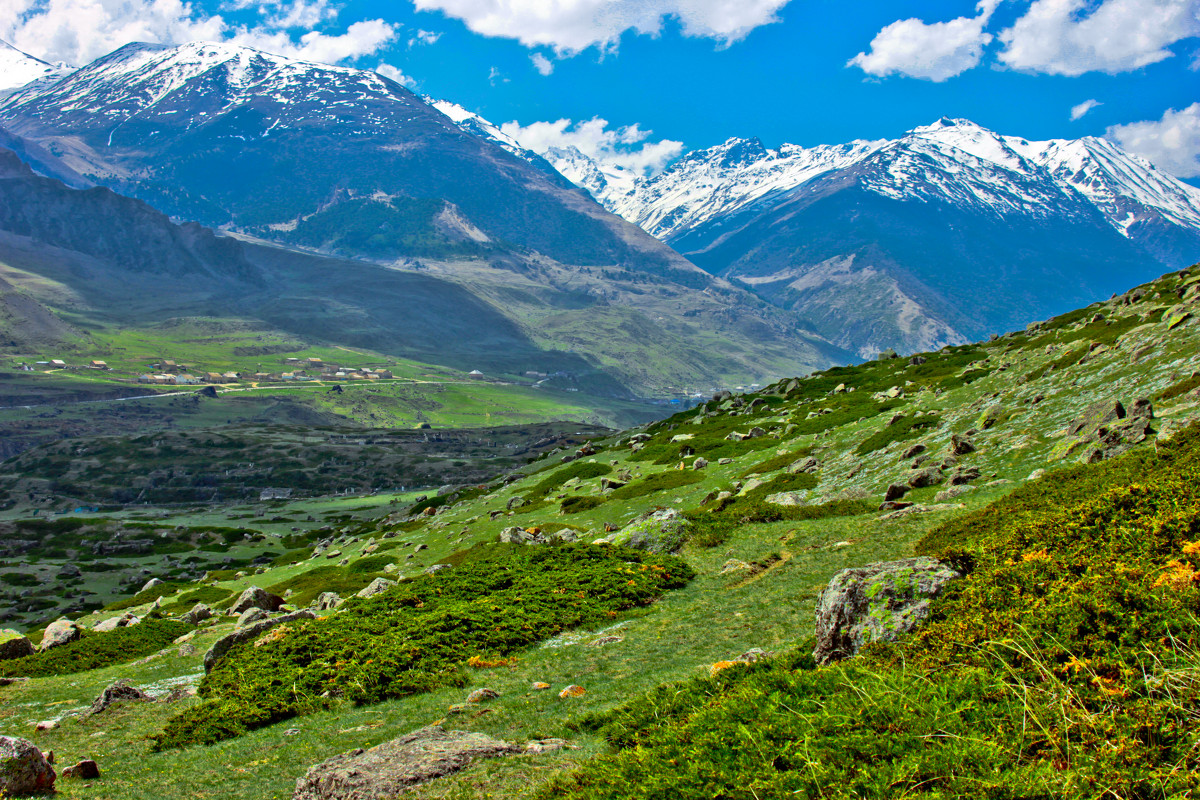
[506, 118, 1200, 356]
[0, 40, 844, 396]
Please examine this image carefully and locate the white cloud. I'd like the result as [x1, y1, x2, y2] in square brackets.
[410, 28, 441, 45]
[1, 0, 396, 66]
[487, 65, 507, 84]
[499, 116, 683, 176]
[411, 0, 792, 54]
[375, 61, 416, 87]
[998, 0, 1200, 76]
[530, 52, 553, 75]
[1070, 98, 1101, 120]
[1107, 102, 1200, 177]
[848, 0, 999, 81]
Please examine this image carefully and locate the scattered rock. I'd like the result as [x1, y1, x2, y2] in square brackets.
[39, 619, 82, 652]
[883, 484, 909, 502]
[907, 467, 944, 489]
[607, 508, 691, 554]
[949, 467, 981, 485]
[949, 433, 976, 456]
[313, 593, 343, 611]
[181, 604, 212, 625]
[357, 578, 398, 599]
[588, 635, 623, 646]
[33, 721, 56, 732]
[236, 607, 269, 628]
[524, 739, 576, 755]
[788, 456, 820, 474]
[87, 680, 149, 716]
[230, 587, 284, 615]
[1027, 468, 1046, 481]
[692, 457, 708, 470]
[178, 643, 196, 657]
[61, 760, 100, 780]
[466, 688, 499, 704]
[292, 726, 522, 800]
[500, 527, 546, 546]
[0, 736, 56, 796]
[719, 559, 753, 576]
[506, 496, 527, 510]
[814, 557, 962, 666]
[0, 630, 34, 662]
[203, 610, 316, 673]
[718, 458, 733, 465]
[935, 485, 976, 502]
[141, 578, 163, 593]
[532, 682, 551, 690]
[558, 685, 586, 699]
[93, 613, 136, 633]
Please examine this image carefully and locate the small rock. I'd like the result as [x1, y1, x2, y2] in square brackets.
[949, 434, 975, 456]
[532, 682, 551, 690]
[0, 630, 34, 661]
[883, 484, 909, 502]
[87, 680, 149, 716]
[901, 443, 926, 459]
[33, 721, 57, 732]
[558, 685, 586, 699]
[357, 578, 397, 599]
[524, 739, 576, 755]
[236, 607, 269, 628]
[719, 559, 752, 576]
[61, 760, 101, 780]
[466, 688, 500, 703]
[181, 604, 212, 625]
[907, 467, 944, 489]
[1027, 468, 1046, 481]
[313, 592, 343, 611]
[692, 457, 708, 470]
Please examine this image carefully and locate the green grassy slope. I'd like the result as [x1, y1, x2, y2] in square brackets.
[0, 267, 1198, 799]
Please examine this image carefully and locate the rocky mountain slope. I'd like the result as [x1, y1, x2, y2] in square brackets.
[0, 42, 843, 393]
[0, 41, 71, 98]
[522, 119, 1200, 357]
[1, 264, 1198, 798]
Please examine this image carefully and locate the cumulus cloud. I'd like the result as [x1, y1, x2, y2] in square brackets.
[411, 0, 792, 54]
[499, 116, 683, 176]
[998, 0, 1200, 76]
[1107, 102, 1200, 177]
[410, 28, 441, 45]
[1, 0, 396, 66]
[847, 0, 999, 81]
[1070, 98, 1101, 120]
[375, 61, 416, 87]
[530, 52, 554, 75]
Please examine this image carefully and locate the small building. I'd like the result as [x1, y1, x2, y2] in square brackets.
[50, 359, 66, 367]
[137, 374, 156, 384]
[281, 373, 296, 381]
[307, 357, 323, 365]
[253, 372, 272, 381]
[468, 370, 485, 380]
[204, 372, 224, 383]
[172, 374, 200, 385]
[376, 370, 393, 379]
[223, 372, 240, 380]
[90, 360, 109, 369]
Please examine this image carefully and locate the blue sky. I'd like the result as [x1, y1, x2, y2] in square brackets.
[4, 0, 1199, 179]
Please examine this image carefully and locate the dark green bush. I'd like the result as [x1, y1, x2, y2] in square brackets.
[608, 470, 704, 501]
[159, 586, 234, 615]
[266, 566, 382, 608]
[0, 619, 191, 678]
[853, 414, 942, 456]
[155, 545, 693, 749]
[104, 581, 187, 612]
[561, 496, 605, 514]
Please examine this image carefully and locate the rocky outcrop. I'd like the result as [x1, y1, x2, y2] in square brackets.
[313, 593, 342, 611]
[38, 619, 81, 651]
[1052, 397, 1155, 463]
[356, 578, 397, 599]
[814, 557, 961, 666]
[87, 679, 150, 716]
[293, 726, 522, 800]
[0, 630, 34, 661]
[230, 587, 284, 615]
[181, 603, 212, 625]
[0, 736, 56, 795]
[598, 508, 691, 554]
[203, 610, 315, 673]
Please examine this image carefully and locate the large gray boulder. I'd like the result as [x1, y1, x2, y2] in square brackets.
[602, 508, 691, 554]
[293, 725, 521, 800]
[814, 557, 961, 666]
[38, 619, 82, 652]
[0, 630, 34, 662]
[181, 603, 212, 625]
[230, 586, 283, 614]
[356, 578, 397, 599]
[313, 592, 343, 611]
[203, 610, 315, 673]
[87, 679, 149, 716]
[0, 736, 56, 795]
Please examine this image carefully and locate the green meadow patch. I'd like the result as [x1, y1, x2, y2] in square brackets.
[0, 619, 191, 679]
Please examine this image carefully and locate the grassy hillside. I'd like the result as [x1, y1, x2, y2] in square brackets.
[0, 267, 1198, 798]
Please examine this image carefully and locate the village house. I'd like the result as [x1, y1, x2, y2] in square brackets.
[90, 360, 109, 369]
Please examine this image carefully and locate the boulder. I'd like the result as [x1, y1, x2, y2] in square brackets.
[949, 433, 976, 456]
[0, 630, 34, 662]
[608, 508, 691, 554]
[93, 613, 137, 633]
[230, 587, 283, 615]
[1068, 399, 1125, 436]
[313, 593, 342, 611]
[292, 725, 521, 800]
[788, 457, 820, 474]
[38, 619, 81, 652]
[949, 467, 981, 486]
[141, 578, 163, 593]
[0, 736, 55, 796]
[500, 526, 546, 545]
[692, 457, 708, 471]
[814, 557, 962, 666]
[907, 467, 944, 489]
[356, 578, 397, 599]
[203, 610, 316, 673]
[181, 604, 213, 625]
[600, 477, 627, 491]
[506, 496, 526, 511]
[466, 688, 499, 703]
[236, 607, 269, 628]
[87, 679, 149, 716]
[902, 443, 927, 459]
[883, 484, 909, 502]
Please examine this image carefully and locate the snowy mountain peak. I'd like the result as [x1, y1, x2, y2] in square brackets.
[0, 39, 73, 98]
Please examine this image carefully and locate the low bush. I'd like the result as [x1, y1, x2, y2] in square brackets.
[346, 554, 396, 574]
[560, 496, 605, 514]
[155, 544, 692, 749]
[0, 619, 191, 678]
[159, 586, 233, 615]
[527, 461, 612, 500]
[608, 470, 703, 501]
[266, 566, 383, 608]
[103, 580, 187, 612]
[853, 414, 942, 456]
[687, 497, 877, 548]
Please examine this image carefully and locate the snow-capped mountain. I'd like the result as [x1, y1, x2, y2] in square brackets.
[500, 117, 1200, 356]
[0, 41, 846, 392]
[0, 40, 73, 99]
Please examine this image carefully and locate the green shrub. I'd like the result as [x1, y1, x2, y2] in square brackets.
[155, 545, 693, 749]
[853, 414, 942, 456]
[608, 470, 703, 501]
[159, 586, 233, 615]
[266, 566, 383, 608]
[1158, 373, 1200, 402]
[104, 581, 187, 612]
[527, 461, 613, 499]
[560, 496, 605, 514]
[347, 555, 396, 574]
[0, 619, 191, 678]
[740, 447, 813, 477]
[687, 497, 875, 548]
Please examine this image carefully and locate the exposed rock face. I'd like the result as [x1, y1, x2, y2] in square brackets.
[0, 629, 34, 661]
[0, 736, 56, 795]
[293, 726, 521, 800]
[93, 612, 137, 632]
[38, 619, 81, 651]
[203, 610, 316, 673]
[87, 679, 150, 716]
[907, 467, 944, 489]
[230, 587, 284, 615]
[313, 592, 342, 611]
[181, 603, 212, 625]
[236, 607, 269, 628]
[814, 557, 962, 666]
[62, 759, 101, 780]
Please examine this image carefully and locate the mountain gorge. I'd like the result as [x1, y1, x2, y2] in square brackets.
[529, 119, 1200, 357]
